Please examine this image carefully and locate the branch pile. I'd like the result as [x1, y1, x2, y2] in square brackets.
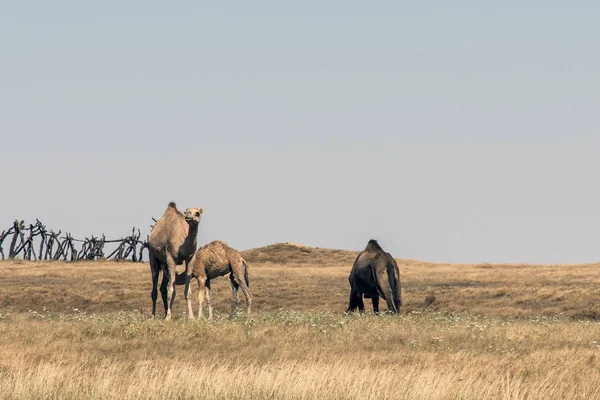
[0, 220, 149, 262]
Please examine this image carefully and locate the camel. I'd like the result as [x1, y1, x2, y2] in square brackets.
[148, 202, 203, 320]
[347, 240, 402, 314]
[175, 240, 251, 320]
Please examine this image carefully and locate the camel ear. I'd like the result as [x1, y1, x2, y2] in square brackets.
[199, 208, 204, 215]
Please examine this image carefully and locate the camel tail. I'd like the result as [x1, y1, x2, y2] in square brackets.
[242, 258, 250, 288]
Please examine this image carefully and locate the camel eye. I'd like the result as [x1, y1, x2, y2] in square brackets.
[195, 212, 200, 217]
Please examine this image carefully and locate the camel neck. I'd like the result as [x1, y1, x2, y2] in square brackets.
[185, 224, 198, 247]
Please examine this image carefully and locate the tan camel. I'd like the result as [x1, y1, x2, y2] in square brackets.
[175, 240, 251, 320]
[347, 240, 402, 314]
[148, 202, 203, 320]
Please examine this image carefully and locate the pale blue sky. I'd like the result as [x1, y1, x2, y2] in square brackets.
[1, 2, 599, 263]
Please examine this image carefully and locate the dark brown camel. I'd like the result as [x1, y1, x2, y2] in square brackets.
[347, 240, 402, 314]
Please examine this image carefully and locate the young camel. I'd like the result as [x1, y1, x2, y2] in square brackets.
[175, 240, 251, 320]
[148, 202, 203, 320]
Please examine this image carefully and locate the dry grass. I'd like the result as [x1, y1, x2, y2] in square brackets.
[1, 243, 600, 399]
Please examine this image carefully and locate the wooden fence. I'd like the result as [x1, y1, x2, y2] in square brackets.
[0, 219, 149, 262]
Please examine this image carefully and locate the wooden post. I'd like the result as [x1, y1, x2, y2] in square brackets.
[0, 229, 11, 260]
[8, 220, 24, 259]
[37, 220, 47, 261]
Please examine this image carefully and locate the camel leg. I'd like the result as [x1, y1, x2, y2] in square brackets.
[347, 289, 365, 313]
[159, 273, 169, 316]
[164, 255, 177, 321]
[394, 296, 401, 313]
[394, 269, 402, 312]
[240, 282, 251, 314]
[231, 259, 252, 313]
[205, 280, 213, 320]
[357, 293, 365, 312]
[197, 276, 206, 319]
[372, 296, 380, 314]
[229, 274, 239, 313]
[149, 255, 160, 317]
[346, 289, 365, 313]
[346, 290, 354, 313]
[184, 271, 194, 320]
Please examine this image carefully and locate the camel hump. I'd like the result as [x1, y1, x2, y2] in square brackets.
[163, 201, 182, 216]
[365, 239, 383, 251]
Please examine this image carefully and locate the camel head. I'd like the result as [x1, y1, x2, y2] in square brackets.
[184, 207, 203, 225]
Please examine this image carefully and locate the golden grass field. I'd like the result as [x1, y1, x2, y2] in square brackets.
[1, 243, 599, 399]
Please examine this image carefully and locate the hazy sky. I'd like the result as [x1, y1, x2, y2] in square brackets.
[2, 2, 599, 264]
